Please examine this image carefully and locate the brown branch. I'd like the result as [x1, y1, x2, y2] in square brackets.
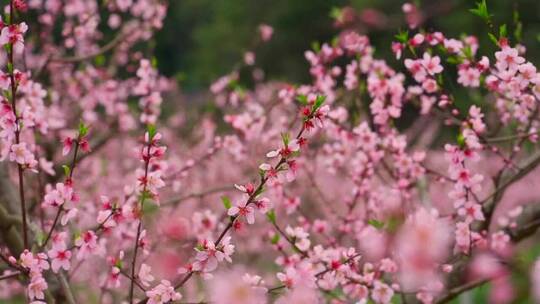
[52, 130, 117, 182]
[128, 141, 152, 302]
[42, 138, 82, 249]
[8, 0, 28, 249]
[271, 221, 309, 258]
[435, 279, 489, 303]
[0, 271, 21, 281]
[510, 215, 540, 241]
[50, 28, 132, 63]
[482, 151, 540, 229]
[119, 269, 146, 292]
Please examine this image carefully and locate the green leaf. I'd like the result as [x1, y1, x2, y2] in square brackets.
[140, 189, 153, 201]
[221, 196, 232, 209]
[146, 124, 157, 140]
[446, 56, 461, 65]
[310, 41, 321, 53]
[270, 232, 280, 244]
[94, 54, 106, 66]
[488, 33, 499, 46]
[469, 0, 491, 22]
[281, 132, 290, 146]
[367, 219, 384, 229]
[142, 201, 159, 214]
[457, 133, 466, 148]
[386, 216, 403, 233]
[195, 244, 205, 251]
[266, 209, 276, 224]
[436, 74, 444, 86]
[394, 29, 409, 44]
[35, 230, 45, 246]
[329, 7, 342, 20]
[499, 24, 507, 38]
[78, 121, 89, 137]
[313, 95, 326, 111]
[62, 165, 71, 177]
[513, 10, 523, 42]
[462, 46, 473, 60]
[514, 22, 523, 42]
[296, 94, 308, 106]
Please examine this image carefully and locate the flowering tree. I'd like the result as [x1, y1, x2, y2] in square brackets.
[1, 0, 540, 303]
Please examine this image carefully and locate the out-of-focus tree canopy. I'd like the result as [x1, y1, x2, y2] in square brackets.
[155, 0, 540, 91]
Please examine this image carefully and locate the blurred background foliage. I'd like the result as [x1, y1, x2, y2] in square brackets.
[155, 0, 540, 92]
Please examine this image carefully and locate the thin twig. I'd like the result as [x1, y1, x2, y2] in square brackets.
[435, 279, 489, 303]
[128, 141, 153, 302]
[50, 28, 132, 63]
[0, 271, 20, 281]
[8, 0, 28, 249]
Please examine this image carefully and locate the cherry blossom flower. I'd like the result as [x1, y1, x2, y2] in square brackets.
[458, 67, 481, 87]
[495, 47, 525, 71]
[9, 143, 37, 168]
[28, 276, 48, 300]
[139, 263, 155, 287]
[228, 200, 255, 224]
[0, 22, 28, 54]
[39, 157, 55, 176]
[42, 183, 75, 208]
[47, 246, 72, 273]
[209, 269, 267, 304]
[259, 24, 273, 41]
[145, 280, 182, 304]
[421, 53, 443, 75]
[194, 237, 235, 273]
[457, 201, 485, 223]
[74, 231, 98, 260]
[285, 226, 311, 251]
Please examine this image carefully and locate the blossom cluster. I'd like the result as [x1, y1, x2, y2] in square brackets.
[1, 1, 540, 304]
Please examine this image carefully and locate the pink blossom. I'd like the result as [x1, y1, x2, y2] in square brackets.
[145, 280, 182, 304]
[0, 22, 28, 53]
[62, 137, 73, 156]
[39, 157, 55, 175]
[47, 247, 72, 273]
[210, 268, 267, 304]
[28, 276, 48, 300]
[42, 183, 75, 208]
[372, 281, 394, 304]
[421, 53, 443, 75]
[491, 231, 510, 253]
[259, 24, 273, 42]
[228, 200, 255, 224]
[457, 201, 485, 223]
[10, 142, 37, 168]
[74, 230, 98, 260]
[495, 47, 525, 71]
[253, 197, 272, 214]
[392, 42, 403, 59]
[139, 263, 155, 287]
[458, 67, 481, 87]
